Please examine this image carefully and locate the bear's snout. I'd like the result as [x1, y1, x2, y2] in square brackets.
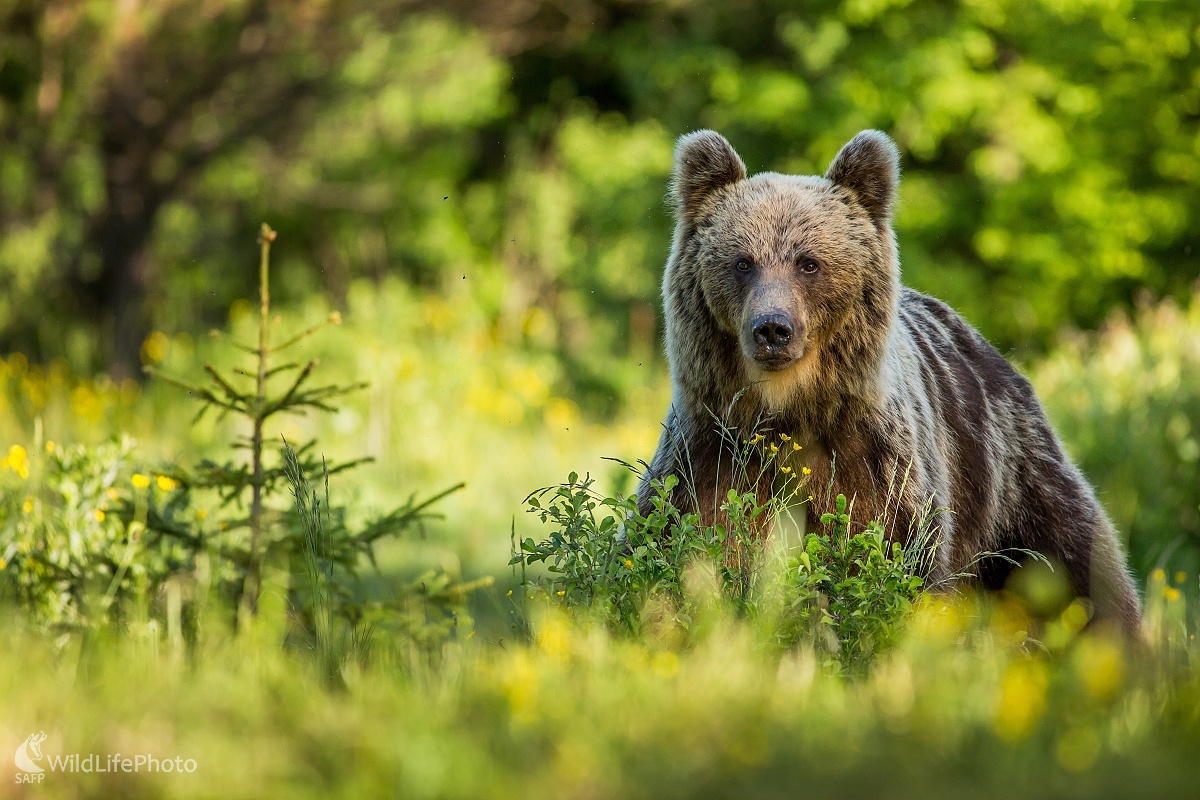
[749, 312, 800, 370]
[753, 314, 792, 346]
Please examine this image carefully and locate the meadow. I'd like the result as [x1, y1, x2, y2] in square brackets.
[4, 0, 1200, 796]
[2, 251, 1200, 797]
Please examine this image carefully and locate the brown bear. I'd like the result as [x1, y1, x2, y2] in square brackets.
[637, 128, 1141, 633]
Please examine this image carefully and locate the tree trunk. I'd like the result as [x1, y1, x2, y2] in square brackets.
[87, 190, 157, 381]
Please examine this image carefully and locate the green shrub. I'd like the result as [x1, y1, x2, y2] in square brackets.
[0, 228, 484, 655]
[0, 436, 187, 635]
[516, 472, 722, 635]
[760, 493, 929, 673]
[512, 433, 929, 672]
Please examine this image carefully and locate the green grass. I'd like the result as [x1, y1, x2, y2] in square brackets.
[3, 426, 1198, 799]
[0, 587, 1198, 799]
[4, 280, 1200, 797]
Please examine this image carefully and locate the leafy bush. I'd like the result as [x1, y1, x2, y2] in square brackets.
[0, 228, 484, 652]
[0, 426, 479, 652]
[764, 493, 928, 673]
[517, 473, 723, 635]
[513, 435, 929, 672]
[0, 437, 188, 635]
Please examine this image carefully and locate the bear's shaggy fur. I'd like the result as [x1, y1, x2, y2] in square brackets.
[639, 129, 1141, 633]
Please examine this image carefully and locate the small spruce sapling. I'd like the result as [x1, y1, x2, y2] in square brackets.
[148, 224, 474, 641]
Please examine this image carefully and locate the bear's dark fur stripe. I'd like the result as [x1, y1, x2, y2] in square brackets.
[639, 129, 1141, 633]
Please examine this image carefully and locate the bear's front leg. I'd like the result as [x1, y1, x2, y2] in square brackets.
[636, 408, 722, 524]
[636, 406, 775, 534]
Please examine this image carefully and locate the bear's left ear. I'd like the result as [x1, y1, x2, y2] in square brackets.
[825, 130, 900, 227]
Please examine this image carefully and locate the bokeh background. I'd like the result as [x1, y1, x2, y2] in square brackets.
[2, 0, 1200, 597]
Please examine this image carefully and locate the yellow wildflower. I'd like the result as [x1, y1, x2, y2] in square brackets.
[141, 331, 169, 363]
[651, 651, 680, 679]
[556, 590, 566, 597]
[994, 659, 1048, 741]
[1060, 600, 1089, 634]
[1073, 635, 1125, 701]
[0, 558, 6, 569]
[749, 434, 764, 444]
[156, 475, 179, 492]
[780, 433, 791, 442]
[769, 443, 779, 454]
[44, 441, 55, 454]
[506, 589, 513, 597]
[802, 467, 812, 476]
[94, 509, 106, 522]
[1056, 727, 1101, 773]
[1175, 571, 1187, 584]
[780, 466, 792, 474]
[106, 488, 119, 500]
[22, 498, 33, 514]
[625, 559, 634, 568]
[196, 509, 208, 521]
[131, 473, 151, 489]
[1165, 587, 1181, 602]
[792, 442, 801, 451]
[2, 444, 29, 479]
[1150, 568, 1166, 583]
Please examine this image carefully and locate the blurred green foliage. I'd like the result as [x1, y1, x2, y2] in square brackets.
[3, 5, 1200, 791]
[3, 2, 1200, 788]
[0, 411, 480, 648]
[4, 0, 1200, 407]
[503, 0, 1200, 374]
[0, 436, 176, 633]
[1035, 295, 1200, 583]
[1, 582, 1198, 798]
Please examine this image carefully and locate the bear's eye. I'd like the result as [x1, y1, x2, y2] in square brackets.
[798, 256, 820, 275]
[734, 258, 753, 273]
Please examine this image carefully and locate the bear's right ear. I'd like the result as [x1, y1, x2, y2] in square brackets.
[671, 130, 747, 224]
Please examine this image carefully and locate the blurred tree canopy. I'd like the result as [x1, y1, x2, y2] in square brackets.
[2, 0, 1200, 410]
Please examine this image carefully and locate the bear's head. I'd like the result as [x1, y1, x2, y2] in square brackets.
[668, 129, 900, 411]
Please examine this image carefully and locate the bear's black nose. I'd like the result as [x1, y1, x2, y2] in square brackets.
[753, 314, 793, 347]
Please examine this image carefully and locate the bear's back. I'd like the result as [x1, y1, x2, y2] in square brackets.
[892, 287, 1066, 540]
